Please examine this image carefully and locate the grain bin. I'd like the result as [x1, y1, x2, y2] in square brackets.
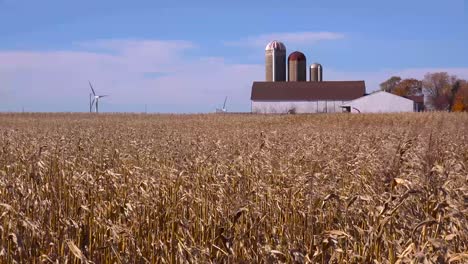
[310, 63, 323, 82]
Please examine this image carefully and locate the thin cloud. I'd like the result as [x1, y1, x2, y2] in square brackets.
[77, 39, 194, 55]
[0, 39, 262, 112]
[226, 32, 345, 47]
[326, 67, 468, 92]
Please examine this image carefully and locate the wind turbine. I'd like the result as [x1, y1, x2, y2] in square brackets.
[89, 93, 92, 113]
[216, 96, 228, 113]
[89, 81, 109, 113]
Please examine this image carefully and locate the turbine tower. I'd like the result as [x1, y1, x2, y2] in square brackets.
[216, 96, 228, 113]
[89, 81, 109, 113]
[89, 93, 92, 113]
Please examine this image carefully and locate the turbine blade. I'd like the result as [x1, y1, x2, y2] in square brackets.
[88, 81, 96, 96]
[223, 96, 228, 109]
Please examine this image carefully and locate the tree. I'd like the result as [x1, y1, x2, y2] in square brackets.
[462, 82, 468, 111]
[393, 78, 423, 97]
[452, 94, 464, 112]
[448, 81, 461, 111]
[380, 76, 401, 93]
[422, 72, 457, 110]
[452, 81, 468, 112]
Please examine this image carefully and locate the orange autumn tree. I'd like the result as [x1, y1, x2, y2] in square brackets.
[393, 79, 422, 96]
[452, 81, 468, 112]
[452, 95, 464, 111]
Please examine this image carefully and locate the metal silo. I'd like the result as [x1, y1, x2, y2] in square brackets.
[265, 40, 286, 82]
[288, 51, 307, 82]
[310, 63, 323, 82]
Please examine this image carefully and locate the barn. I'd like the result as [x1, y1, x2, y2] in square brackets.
[249, 40, 425, 114]
[340, 91, 417, 113]
[251, 81, 366, 114]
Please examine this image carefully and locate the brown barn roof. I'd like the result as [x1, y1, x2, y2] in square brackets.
[251, 81, 366, 101]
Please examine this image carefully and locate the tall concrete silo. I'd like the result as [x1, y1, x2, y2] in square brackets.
[288, 51, 307, 82]
[265, 40, 286, 82]
[310, 63, 323, 82]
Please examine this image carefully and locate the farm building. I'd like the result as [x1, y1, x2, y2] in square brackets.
[250, 40, 424, 114]
[404, 95, 425, 112]
[251, 81, 366, 114]
[341, 91, 419, 113]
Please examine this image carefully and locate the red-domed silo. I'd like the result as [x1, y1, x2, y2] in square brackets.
[288, 51, 307, 82]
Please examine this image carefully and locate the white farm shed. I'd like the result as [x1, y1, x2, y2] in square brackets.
[251, 81, 366, 114]
[341, 91, 415, 113]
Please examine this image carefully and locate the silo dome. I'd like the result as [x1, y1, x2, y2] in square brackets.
[265, 41, 287, 82]
[265, 40, 286, 51]
[310, 63, 323, 82]
[288, 51, 306, 61]
[288, 51, 307, 82]
[311, 63, 322, 68]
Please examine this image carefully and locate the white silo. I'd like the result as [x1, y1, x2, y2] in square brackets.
[265, 40, 286, 82]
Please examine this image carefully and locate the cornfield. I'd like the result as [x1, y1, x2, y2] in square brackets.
[0, 112, 467, 263]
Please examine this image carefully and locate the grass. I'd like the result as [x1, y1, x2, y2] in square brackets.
[0, 112, 467, 263]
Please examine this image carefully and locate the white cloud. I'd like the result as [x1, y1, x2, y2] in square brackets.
[0, 40, 263, 112]
[76, 39, 195, 72]
[226, 32, 345, 48]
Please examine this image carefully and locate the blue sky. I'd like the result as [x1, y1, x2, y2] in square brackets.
[0, 0, 467, 112]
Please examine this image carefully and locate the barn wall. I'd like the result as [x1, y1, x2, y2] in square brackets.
[252, 101, 347, 114]
[345, 92, 414, 113]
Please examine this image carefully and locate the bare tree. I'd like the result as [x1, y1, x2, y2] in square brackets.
[380, 76, 401, 93]
[422, 72, 457, 110]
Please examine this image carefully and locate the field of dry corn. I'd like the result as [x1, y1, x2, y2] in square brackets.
[0, 113, 467, 263]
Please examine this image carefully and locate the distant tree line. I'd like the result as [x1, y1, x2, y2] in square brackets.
[380, 72, 468, 112]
